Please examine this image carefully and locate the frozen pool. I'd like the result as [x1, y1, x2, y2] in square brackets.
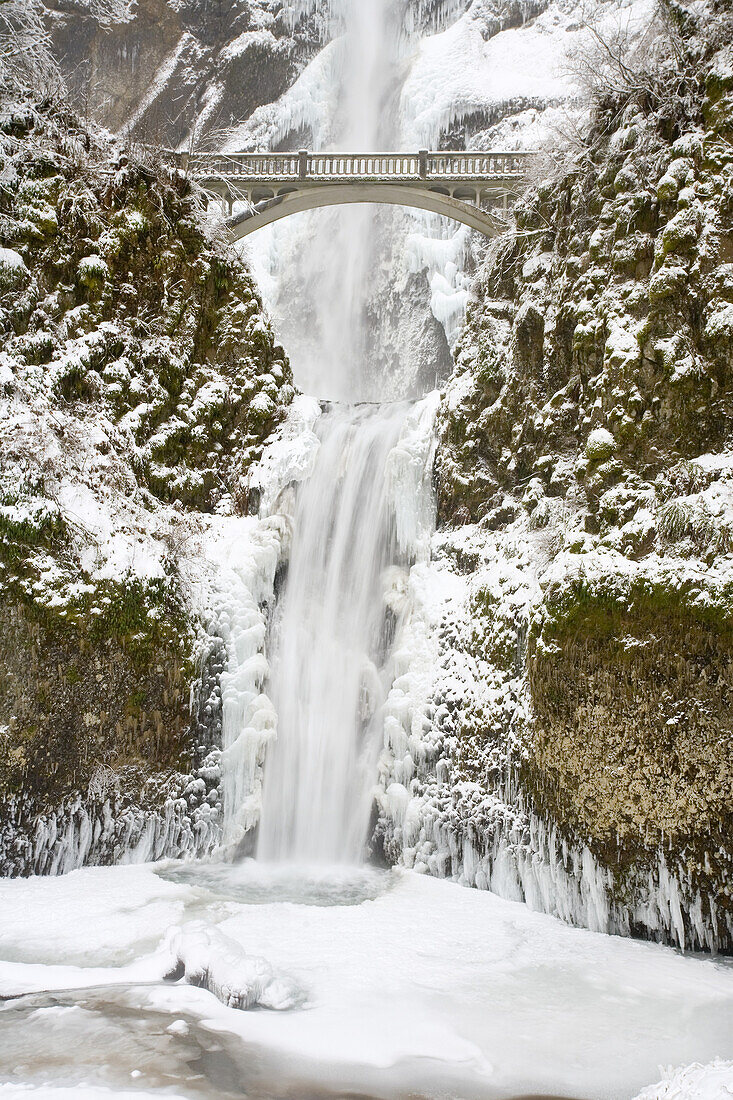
[0, 862, 731, 1099]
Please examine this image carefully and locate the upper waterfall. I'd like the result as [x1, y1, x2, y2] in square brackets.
[243, 0, 455, 403]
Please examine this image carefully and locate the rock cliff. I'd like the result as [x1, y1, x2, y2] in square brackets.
[0, 101, 292, 869]
[415, 0, 733, 948]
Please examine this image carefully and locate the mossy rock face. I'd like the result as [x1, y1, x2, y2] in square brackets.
[430, 3, 733, 949]
[436, 13, 733, 526]
[0, 593, 194, 812]
[0, 102, 293, 865]
[0, 483, 197, 829]
[526, 579, 733, 938]
[0, 104, 294, 515]
[44, 0, 315, 148]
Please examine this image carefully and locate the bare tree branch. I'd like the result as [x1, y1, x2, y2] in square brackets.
[0, 0, 62, 100]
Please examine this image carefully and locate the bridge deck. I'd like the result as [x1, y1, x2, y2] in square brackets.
[187, 150, 531, 185]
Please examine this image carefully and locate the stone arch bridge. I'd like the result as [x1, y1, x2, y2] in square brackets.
[181, 150, 533, 240]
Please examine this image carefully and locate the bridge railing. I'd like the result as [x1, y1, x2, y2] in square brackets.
[190, 153, 300, 178]
[186, 149, 532, 181]
[306, 153, 421, 176]
[428, 152, 527, 176]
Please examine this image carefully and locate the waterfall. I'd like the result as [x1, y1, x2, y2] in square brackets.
[305, 0, 400, 402]
[226, 0, 442, 868]
[257, 403, 411, 864]
[245, 0, 425, 403]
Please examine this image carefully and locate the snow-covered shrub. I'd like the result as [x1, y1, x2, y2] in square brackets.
[0, 0, 60, 97]
[658, 495, 733, 555]
[585, 427, 616, 463]
[77, 253, 108, 291]
[0, 247, 29, 290]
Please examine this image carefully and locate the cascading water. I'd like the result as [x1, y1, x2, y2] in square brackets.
[216, 0, 443, 868]
[237, 0, 443, 865]
[5, 9, 733, 1100]
[245, 0, 421, 403]
[308, 0, 400, 401]
[257, 403, 411, 863]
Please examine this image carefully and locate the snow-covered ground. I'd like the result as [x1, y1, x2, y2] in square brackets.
[0, 863, 731, 1098]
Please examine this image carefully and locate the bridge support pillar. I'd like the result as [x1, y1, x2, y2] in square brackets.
[419, 148, 428, 179]
[298, 149, 308, 180]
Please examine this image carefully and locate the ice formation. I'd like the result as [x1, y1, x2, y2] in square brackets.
[2, 513, 287, 876]
[205, 517, 286, 852]
[246, 394, 322, 517]
[257, 401, 433, 862]
[165, 921, 304, 1010]
[7, 790, 219, 878]
[372, 513, 733, 950]
[0, 864, 732, 1097]
[633, 1061, 733, 1100]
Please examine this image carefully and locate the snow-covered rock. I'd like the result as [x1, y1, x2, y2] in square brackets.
[166, 921, 304, 1010]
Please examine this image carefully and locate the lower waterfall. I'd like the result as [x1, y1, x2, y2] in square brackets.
[257, 402, 413, 864]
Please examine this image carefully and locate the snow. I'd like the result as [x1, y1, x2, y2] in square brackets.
[0, 247, 27, 273]
[692, 452, 733, 473]
[0, 1089, 188, 1099]
[586, 425, 617, 460]
[224, 36, 342, 151]
[247, 394, 322, 517]
[77, 254, 108, 280]
[399, 0, 656, 147]
[219, 29, 278, 64]
[54, 480, 169, 581]
[0, 863, 731, 1098]
[385, 389, 440, 557]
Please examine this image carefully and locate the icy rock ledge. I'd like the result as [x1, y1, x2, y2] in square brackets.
[165, 922, 304, 1011]
[634, 1060, 733, 1100]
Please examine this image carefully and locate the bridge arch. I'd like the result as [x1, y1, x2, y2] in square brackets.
[225, 183, 510, 241]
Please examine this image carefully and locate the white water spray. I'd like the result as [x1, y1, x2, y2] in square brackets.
[246, 2, 443, 864]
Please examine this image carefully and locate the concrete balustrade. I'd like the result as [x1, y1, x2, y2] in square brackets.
[185, 149, 531, 181]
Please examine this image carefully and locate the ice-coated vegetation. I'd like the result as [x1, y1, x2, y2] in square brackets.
[0, 100, 292, 869]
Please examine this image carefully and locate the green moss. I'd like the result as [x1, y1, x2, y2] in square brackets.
[538, 572, 733, 645]
[525, 573, 733, 905]
[0, 591, 197, 810]
[0, 105, 295, 516]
